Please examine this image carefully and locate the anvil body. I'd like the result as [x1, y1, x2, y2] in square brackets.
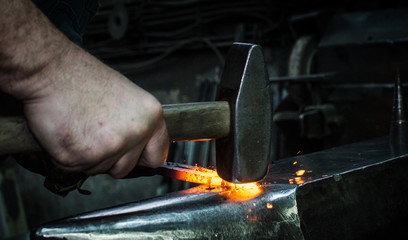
[33, 137, 408, 239]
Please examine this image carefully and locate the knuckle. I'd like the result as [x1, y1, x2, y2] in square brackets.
[82, 149, 104, 163]
[108, 165, 128, 179]
[92, 133, 125, 159]
[77, 143, 104, 163]
[151, 100, 164, 120]
[105, 134, 126, 153]
[52, 150, 81, 169]
[145, 97, 163, 123]
[140, 157, 166, 168]
[146, 160, 163, 168]
[109, 170, 123, 179]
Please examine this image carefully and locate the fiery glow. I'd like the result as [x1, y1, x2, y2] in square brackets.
[297, 150, 302, 155]
[174, 165, 223, 186]
[289, 177, 305, 185]
[296, 170, 306, 176]
[293, 161, 298, 165]
[173, 165, 262, 201]
[220, 182, 262, 201]
[294, 177, 304, 184]
[266, 203, 273, 209]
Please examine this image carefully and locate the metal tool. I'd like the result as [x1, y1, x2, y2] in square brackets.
[0, 43, 272, 183]
[32, 137, 408, 240]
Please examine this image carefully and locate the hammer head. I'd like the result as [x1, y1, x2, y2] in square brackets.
[216, 43, 272, 183]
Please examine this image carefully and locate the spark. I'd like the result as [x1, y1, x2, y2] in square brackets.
[296, 170, 306, 176]
[294, 177, 304, 184]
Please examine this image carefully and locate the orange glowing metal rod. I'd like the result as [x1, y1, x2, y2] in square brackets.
[174, 165, 263, 201]
[126, 162, 263, 200]
[172, 165, 224, 186]
[171, 163, 263, 200]
[171, 164, 260, 190]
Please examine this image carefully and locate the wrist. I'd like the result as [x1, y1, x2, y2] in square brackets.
[5, 44, 77, 101]
[0, 0, 73, 100]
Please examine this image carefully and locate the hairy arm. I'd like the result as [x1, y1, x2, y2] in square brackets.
[0, 0, 67, 95]
[0, 0, 169, 178]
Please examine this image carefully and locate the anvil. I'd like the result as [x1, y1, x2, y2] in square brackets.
[32, 136, 408, 239]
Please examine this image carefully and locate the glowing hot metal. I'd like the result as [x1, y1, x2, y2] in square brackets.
[126, 162, 262, 201]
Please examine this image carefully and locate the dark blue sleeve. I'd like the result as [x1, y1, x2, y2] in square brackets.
[32, 0, 99, 45]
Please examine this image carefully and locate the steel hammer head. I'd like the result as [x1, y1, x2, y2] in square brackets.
[216, 43, 272, 183]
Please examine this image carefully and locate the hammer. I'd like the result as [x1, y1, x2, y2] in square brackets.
[0, 43, 272, 183]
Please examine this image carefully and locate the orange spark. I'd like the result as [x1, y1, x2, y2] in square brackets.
[294, 177, 305, 184]
[296, 170, 306, 176]
[266, 203, 273, 209]
[289, 177, 305, 184]
[293, 161, 298, 165]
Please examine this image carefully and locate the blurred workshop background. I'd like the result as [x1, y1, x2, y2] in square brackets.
[2, 0, 408, 238]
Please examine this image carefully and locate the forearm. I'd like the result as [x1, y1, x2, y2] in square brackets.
[0, 0, 169, 179]
[0, 0, 72, 99]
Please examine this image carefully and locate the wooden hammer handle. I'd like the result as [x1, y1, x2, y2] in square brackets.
[164, 101, 230, 141]
[0, 101, 230, 156]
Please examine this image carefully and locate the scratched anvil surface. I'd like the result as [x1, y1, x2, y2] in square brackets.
[33, 137, 408, 240]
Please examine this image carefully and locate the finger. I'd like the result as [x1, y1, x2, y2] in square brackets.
[82, 150, 125, 176]
[108, 144, 145, 178]
[138, 121, 169, 168]
[49, 152, 93, 172]
[49, 158, 86, 172]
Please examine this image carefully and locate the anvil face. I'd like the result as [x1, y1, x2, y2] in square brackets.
[33, 137, 408, 240]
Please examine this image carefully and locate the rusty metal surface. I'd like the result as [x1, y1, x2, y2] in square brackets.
[32, 137, 408, 240]
[216, 43, 272, 183]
